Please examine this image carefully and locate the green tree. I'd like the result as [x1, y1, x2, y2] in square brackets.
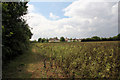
[70, 38, 72, 40]
[46, 38, 49, 42]
[60, 37, 65, 42]
[2, 2, 32, 63]
[54, 37, 58, 40]
[117, 33, 120, 40]
[38, 38, 42, 42]
[41, 38, 46, 43]
[91, 36, 100, 40]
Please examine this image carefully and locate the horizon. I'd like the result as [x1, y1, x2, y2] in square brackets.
[30, 33, 120, 41]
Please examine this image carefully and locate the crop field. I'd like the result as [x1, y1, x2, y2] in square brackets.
[3, 41, 120, 78]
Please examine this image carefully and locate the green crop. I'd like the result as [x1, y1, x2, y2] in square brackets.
[31, 41, 120, 78]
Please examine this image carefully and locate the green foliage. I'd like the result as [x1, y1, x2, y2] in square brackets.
[91, 36, 100, 40]
[82, 34, 120, 42]
[54, 37, 58, 39]
[46, 38, 49, 42]
[117, 34, 120, 40]
[60, 37, 65, 42]
[33, 41, 120, 78]
[42, 38, 46, 43]
[70, 38, 72, 40]
[2, 2, 32, 63]
[38, 38, 49, 43]
[38, 38, 42, 42]
[31, 40, 37, 43]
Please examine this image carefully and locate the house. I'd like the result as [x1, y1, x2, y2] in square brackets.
[49, 37, 82, 42]
[67, 39, 71, 42]
[65, 38, 72, 42]
[72, 38, 82, 42]
[49, 38, 60, 42]
[78, 39, 82, 42]
[65, 38, 68, 42]
[76, 39, 82, 42]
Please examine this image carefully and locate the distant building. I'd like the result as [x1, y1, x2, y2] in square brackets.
[65, 38, 72, 42]
[68, 39, 71, 42]
[49, 38, 60, 42]
[78, 39, 82, 42]
[72, 38, 82, 42]
[65, 38, 68, 42]
[49, 37, 82, 42]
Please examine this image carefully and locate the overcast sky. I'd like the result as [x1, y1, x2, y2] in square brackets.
[24, 0, 119, 40]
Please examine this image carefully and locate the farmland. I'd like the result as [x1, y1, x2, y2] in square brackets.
[3, 41, 120, 78]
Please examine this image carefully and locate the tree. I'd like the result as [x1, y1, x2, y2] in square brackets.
[46, 38, 49, 42]
[70, 38, 72, 40]
[38, 38, 42, 42]
[117, 33, 120, 40]
[60, 37, 65, 42]
[54, 37, 58, 39]
[38, 38, 49, 43]
[41, 38, 46, 43]
[91, 36, 100, 41]
[81, 34, 120, 42]
[2, 2, 32, 63]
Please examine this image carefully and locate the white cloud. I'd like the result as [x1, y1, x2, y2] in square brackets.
[25, 1, 118, 40]
[112, 3, 118, 14]
[27, 4, 35, 13]
[49, 12, 60, 20]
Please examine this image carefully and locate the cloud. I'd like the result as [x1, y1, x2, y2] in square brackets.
[25, 1, 118, 40]
[27, 4, 35, 13]
[49, 12, 60, 20]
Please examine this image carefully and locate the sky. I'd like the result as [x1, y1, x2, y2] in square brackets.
[24, 0, 119, 40]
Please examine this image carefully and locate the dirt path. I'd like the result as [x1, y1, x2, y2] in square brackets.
[29, 47, 66, 78]
[30, 61, 66, 78]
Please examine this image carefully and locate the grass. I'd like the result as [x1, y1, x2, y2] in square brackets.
[3, 41, 120, 78]
[3, 44, 66, 78]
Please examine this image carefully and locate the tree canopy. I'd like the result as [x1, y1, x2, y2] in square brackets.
[2, 2, 32, 63]
[81, 34, 120, 42]
[38, 38, 49, 43]
[60, 37, 65, 42]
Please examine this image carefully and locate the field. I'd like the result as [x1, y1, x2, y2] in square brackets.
[3, 41, 120, 78]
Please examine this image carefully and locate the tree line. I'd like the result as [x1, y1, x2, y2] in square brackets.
[35, 37, 65, 43]
[2, 2, 32, 64]
[36, 34, 120, 43]
[81, 34, 120, 42]
[38, 38, 49, 43]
